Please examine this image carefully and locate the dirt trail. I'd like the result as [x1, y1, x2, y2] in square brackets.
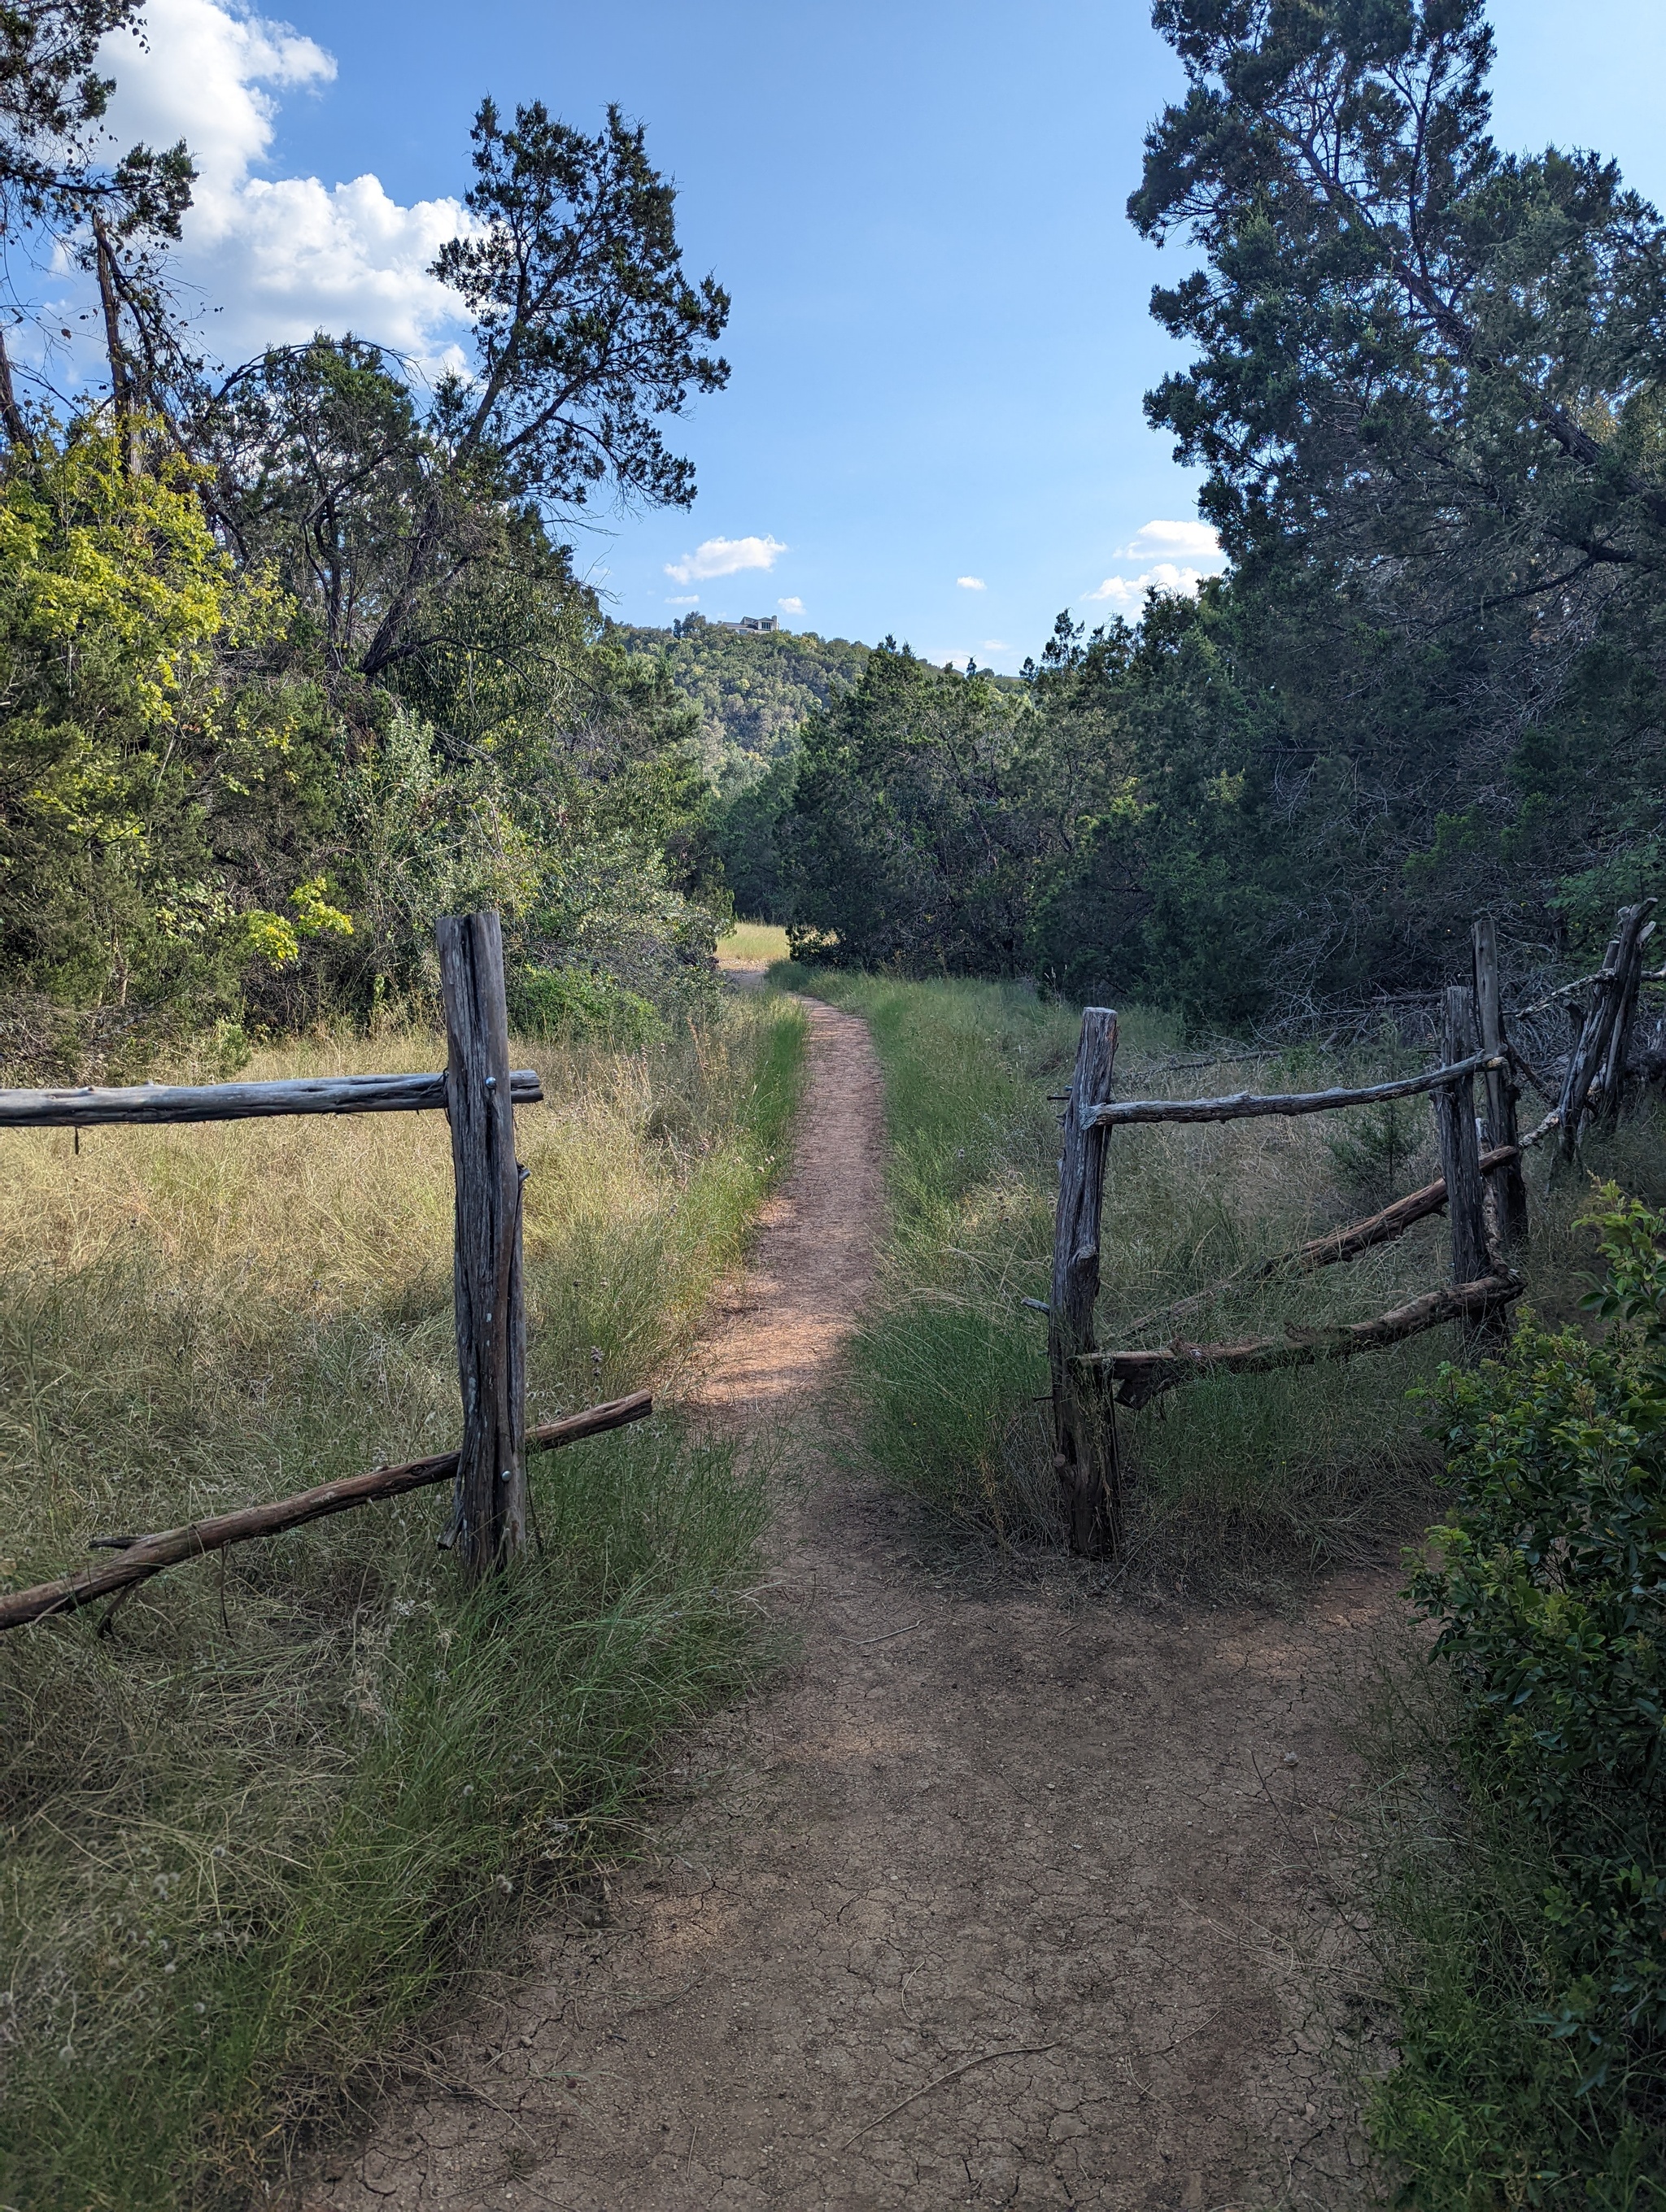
[316, 987, 1392, 2212]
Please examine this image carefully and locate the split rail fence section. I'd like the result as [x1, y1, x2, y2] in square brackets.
[0, 909, 652, 1632]
[1047, 902, 1661, 1559]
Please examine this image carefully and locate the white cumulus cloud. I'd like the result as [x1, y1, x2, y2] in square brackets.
[663, 534, 787, 585]
[778, 595, 804, 614]
[1084, 562, 1213, 608]
[956, 575, 986, 591]
[94, 0, 471, 367]
[1117, 518, 1223, 562]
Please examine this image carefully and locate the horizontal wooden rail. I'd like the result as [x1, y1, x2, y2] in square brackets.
[1077, 1275, 1521, 1410]
[0, 1068, 543, 1130]
[0, 1390, 652, 1631]
[1108, 1145, 1519, 1344]
[1082, 1048, 1507, 1130]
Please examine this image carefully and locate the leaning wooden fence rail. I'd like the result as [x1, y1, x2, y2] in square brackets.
[1557, 898, 1659, 1157]
[1079, 1274, 1522, 1413]
[0, 1393, 653, 1633]
[1106, 1143, 1521, 1346]
[0, 908, 643, 1603]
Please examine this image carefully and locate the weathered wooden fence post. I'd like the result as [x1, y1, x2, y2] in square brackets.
[1597, 908, 1657, 1134]
[1049, 1008, 1121, 1558]
[1471, 916, 1528, 1248]
[1559, 899, 1658, 1156]
[438, 912, 527, 1580]
[1434, 985, 1502, 1356]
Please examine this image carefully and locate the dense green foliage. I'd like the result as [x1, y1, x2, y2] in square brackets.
[615, 614, 868, 781]
[772, 614, 1291, 1025]
[1380, 1195, 1666, 2196]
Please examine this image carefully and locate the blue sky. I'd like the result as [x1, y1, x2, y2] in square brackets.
[87, 0, 1666, 672]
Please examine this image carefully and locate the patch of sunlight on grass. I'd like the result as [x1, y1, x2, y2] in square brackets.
[717, 920, 791, 967]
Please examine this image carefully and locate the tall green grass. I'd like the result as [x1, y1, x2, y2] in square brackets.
[0, 993, 805, 2208]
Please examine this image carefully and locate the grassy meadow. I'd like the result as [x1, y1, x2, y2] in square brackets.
[716, 919, 792, 968]
[0, 992, 805, 2208]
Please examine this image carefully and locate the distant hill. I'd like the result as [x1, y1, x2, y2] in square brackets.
[611, 616, 870, 783]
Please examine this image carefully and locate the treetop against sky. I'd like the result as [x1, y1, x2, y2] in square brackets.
[46, 0, 1666, 673]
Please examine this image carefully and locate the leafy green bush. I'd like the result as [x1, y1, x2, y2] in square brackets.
[508, 962, 661, 1045]
[1389, 1189, 1666, 2184]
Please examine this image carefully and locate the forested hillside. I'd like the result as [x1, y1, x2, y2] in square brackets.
[612, 615, 868, 779]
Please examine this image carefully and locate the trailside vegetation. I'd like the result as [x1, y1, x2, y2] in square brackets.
[0, 67, 736, 1078]
[782, 966, 1475, 1568]
[1372, 1192, 1666, 2201]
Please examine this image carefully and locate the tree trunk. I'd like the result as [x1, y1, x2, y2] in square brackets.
[1049, 1009, 1121, 1557]
[438, 912, 527, 1579]
[91, 216, 133, 475]
[0, 332, 28, 447]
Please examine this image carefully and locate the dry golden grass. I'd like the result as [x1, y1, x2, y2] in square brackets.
[0, 993, 807, 2208]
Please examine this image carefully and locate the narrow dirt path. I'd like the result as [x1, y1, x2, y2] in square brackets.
[316, 992, 1392, 2212]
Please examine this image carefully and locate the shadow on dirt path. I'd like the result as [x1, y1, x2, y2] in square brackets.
[314, 989, 1395, 2211]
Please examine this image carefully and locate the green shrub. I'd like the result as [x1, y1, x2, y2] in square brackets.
[508, 961, 661, 1046]
[1376, 1188, 1666, 2198]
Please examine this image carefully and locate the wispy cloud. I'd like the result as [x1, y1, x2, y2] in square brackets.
[956, 575, 986, 591]
[778, 595, 805, 614]
[664, 534, 787, 585]
[665, 594, 699, 606]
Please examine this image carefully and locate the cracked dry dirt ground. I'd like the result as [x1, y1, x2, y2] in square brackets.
[315, 988, 1397, 2212]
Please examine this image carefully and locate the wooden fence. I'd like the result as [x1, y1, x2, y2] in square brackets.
[0, 909, 652, 1631]
[1047, 904, 1660, 1559]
